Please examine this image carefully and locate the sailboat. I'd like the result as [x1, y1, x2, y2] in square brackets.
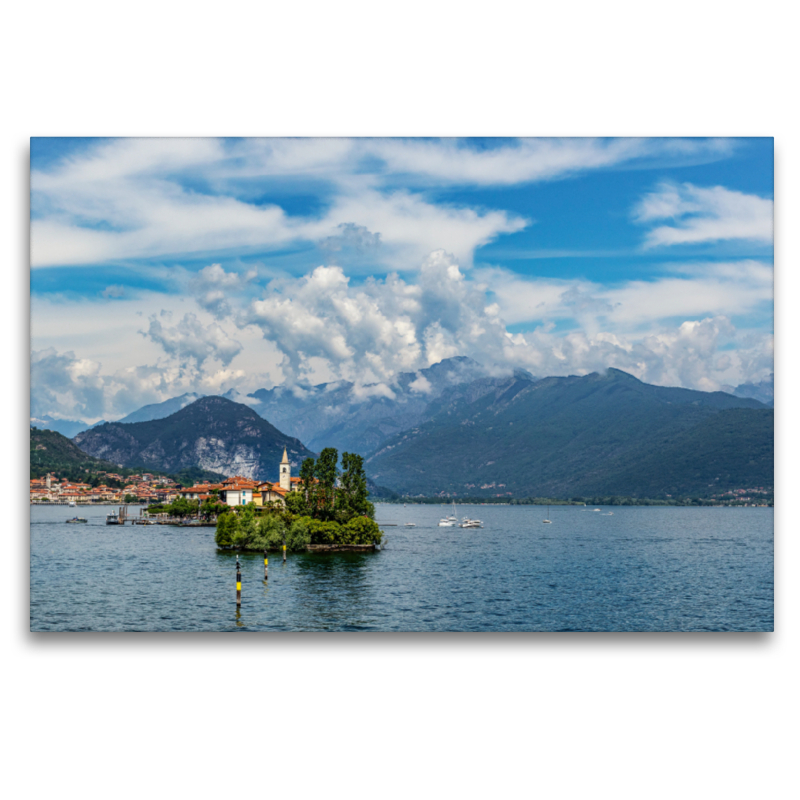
[438, 500, 458, 527]
[542, 504, 552, 523]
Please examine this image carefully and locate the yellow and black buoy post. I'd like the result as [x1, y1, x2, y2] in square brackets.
[264, 550, 268, 581]
[283, 540, 287, 563]
[236, 556, 242, 607]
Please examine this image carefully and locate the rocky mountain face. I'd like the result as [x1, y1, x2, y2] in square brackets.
[73, 396, 315, 482]
[366, 369, 772, 498]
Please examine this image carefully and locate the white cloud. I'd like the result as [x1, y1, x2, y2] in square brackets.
[351, 383, 397, 401]
[31, 348, 189, 423]
[634, 182, 773, 247]
[30, 251, 774, 422]
[142, 312, 243, 367]
[409, 374, 433, 394]
[239, 252, 772, 393]
[30, 138, 738, 269]
[367, 138, 732, 185]
[476, 260, 773, 331]
[242, 250, 512, 385]
[189, 263, 258, 318]
[603, 261, 773, 325]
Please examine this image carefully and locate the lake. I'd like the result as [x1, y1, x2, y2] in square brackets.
[29, 503, 774, 631]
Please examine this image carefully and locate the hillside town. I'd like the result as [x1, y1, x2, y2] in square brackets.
[30, 449, 304, 508]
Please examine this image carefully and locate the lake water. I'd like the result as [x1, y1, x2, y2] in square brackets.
[29, 504, 773, 632]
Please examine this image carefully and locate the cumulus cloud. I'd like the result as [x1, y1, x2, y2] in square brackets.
[634, 182, 773, 247]
[142, 312, 243, 366]
[242, 250, 512, 385]
[30, 249, 774, 422]
[189, 263, 258, 318]
[491, 316, 772, 393]
[237, 251, 772, 393]
[31, 348, 195, 422]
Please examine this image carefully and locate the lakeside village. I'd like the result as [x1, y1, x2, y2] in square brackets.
[30, 471, 773, 510]
[30, 450, 301, 509]
[32, 448, 384, 552]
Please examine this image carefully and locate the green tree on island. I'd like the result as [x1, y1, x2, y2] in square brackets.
[337, 452, 373, 522]
[314, 447, 339, 520]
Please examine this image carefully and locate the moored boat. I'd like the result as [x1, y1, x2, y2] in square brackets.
[66, 516, 87, 523]
[438, 501, 459, 527]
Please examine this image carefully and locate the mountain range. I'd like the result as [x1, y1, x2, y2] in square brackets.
[365, 369, 772, 498]
[56, 359, 773, 499]
[31, 358, 774, 449]
[222, 356, 495, 454]
[73, 396, 315, 482]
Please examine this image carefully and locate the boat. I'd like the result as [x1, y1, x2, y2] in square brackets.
[542, 504, 552, 524]
[404, 522, 416, 528]
[593, 508, 601, 512]
[66, 516, 87, 523]
[68, 501, 76, 507]
[460, 517, 483, 528]
[438, 500, 459, 527]
[106, 511, 123, 525]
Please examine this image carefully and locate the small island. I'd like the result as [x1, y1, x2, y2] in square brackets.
[214, 448, 382, 553]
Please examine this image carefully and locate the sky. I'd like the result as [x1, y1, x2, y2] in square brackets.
[30, 137, 774, 423]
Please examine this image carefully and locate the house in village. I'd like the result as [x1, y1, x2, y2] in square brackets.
[174, 449, 306, 509]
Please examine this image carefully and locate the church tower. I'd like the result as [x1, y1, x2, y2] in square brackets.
[279, 448, 291, 491]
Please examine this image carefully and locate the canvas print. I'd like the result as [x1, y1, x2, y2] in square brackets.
[29, 137, 774, 631]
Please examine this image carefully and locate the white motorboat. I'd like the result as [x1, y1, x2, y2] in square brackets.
[404, 522, 416, 528]
[460, 517, 483, 528]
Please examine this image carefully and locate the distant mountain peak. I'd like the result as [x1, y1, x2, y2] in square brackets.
[116, 392, 205, 425]
[600, 368, 643, 382]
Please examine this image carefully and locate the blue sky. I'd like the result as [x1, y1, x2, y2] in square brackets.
[30, 137, 773, 422]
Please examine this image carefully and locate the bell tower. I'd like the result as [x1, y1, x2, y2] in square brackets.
[279, 448, 291, 491]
